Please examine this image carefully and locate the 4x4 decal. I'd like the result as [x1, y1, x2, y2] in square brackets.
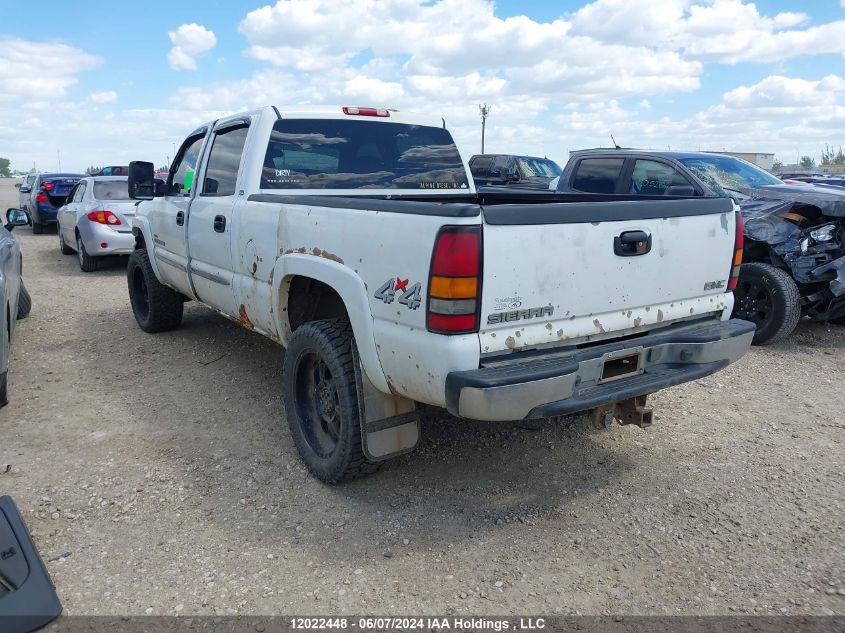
[375, 277, 422, 309]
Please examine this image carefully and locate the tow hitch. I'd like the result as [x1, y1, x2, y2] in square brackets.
[591, 395, 654, 430]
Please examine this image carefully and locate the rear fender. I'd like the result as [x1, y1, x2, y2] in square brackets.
[272, 253, 389, 393]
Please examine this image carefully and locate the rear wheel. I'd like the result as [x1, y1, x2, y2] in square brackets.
[76, 234, 97, 272]
[283, 319, 377, 483]
[31, 222, 43, 235]
[17, 283, 31, 319]
[732, 262, 801, 345]
[127, 248, 184, 333]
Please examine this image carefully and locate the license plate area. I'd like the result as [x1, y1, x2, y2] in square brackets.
[598, 347, 644, 384]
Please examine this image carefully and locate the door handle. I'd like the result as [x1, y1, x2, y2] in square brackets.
[213, 215, 226, 233]
[614, 230, 651, 257]
[176, 211, 184, 226]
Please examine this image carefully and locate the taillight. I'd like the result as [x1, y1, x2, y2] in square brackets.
[35, 192, 48, 203]
[342, 106, 390, 117]
[87, 210, 121, 226]
[42, 182, 54, 191]
[727, 211, 744, 291]
[427, 226, 482, 334]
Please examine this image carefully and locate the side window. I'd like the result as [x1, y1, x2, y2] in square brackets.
[73, 182, 86, 202]
[169, 135, 205, 195]
[629, 159, 695, 195]
[493, 155, 511, 174]
[571, 158, 625, 193]
[470, 157, 493, 177]
[202, 125, 249, 196]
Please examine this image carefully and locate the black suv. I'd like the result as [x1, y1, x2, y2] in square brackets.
[556, 149, 845, 344]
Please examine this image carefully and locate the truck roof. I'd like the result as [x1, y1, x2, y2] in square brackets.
[570, 148, 736, 161]
[199, 105, 447, 132]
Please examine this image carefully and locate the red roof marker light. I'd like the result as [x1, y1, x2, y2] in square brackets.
[342, 106, 390, 117]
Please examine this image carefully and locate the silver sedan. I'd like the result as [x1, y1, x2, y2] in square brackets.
[57, 176, 138, 272]
[1, 208, 32, 406]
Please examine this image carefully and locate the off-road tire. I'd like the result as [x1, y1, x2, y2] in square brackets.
[127, 248, 184, 333]
[733, 262, 801, 345]
[17, 283, 31, 319]
[283, 319, 379, 484]
[76, 234, 97, 272]
[59, 232, 73, 255]
[31, 222, 44, 235]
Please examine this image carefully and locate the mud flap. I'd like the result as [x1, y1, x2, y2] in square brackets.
[352, 346, 419, 462]
[0, 496, 62, 633]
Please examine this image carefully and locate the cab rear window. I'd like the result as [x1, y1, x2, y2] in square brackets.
[260, 119, 469, 190]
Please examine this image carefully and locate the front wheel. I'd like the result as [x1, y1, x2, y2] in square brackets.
[732, 262, 801, 345]
[126, 248, 184, 333]
[17, 283, 31, 319]
[59, 231, 73, 255]
[282, 320, 378, 483]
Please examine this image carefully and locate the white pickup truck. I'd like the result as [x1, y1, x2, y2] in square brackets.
[126, 105, 754, 483]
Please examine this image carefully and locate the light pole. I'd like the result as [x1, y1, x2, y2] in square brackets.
[479, 104, 490, 154]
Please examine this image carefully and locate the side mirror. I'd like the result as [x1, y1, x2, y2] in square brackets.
[14, 183, 21, 190]
[5, 208, 31, 230]
[128, 161, 156, 200]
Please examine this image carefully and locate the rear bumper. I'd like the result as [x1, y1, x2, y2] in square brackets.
[445, 318, 755, 421]
[34, 205, 58, 224]
[78, 222, 135, 256]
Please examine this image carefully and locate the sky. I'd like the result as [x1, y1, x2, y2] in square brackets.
[1, 0, 844, 173]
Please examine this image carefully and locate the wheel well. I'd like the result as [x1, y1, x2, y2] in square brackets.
[133, 229, 146, 250]
[285, 276, 349, 332]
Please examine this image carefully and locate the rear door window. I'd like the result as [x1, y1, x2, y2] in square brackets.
[73, 182, 86, 202]
[202, 125, 250, 196]
[629, 159, 695, 195]
[570, 158, 625, 193]
[260, 119, 469, 190]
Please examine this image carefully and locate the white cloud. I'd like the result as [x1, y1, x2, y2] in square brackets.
[0, 37, 100, 101]
[167, 23, 217, 71]
[571, 0, 845, 64]
[88, 91, 118, 103]
[239, 0, 702, 101]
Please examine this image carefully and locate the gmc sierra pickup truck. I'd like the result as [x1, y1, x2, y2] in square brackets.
[125, 105, 753, 483]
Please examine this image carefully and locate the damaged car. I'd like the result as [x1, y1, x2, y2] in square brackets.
[555, 149, 845, 344]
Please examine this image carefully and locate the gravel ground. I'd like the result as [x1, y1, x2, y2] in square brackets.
[1, 179, 843, 616]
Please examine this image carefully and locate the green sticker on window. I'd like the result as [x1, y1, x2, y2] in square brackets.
[184, 169, 194, 191]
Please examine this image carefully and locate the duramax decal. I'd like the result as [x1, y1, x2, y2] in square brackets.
[487, 305, 554, 325]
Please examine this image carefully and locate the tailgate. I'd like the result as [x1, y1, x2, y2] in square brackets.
[479, 197, 737, 354]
